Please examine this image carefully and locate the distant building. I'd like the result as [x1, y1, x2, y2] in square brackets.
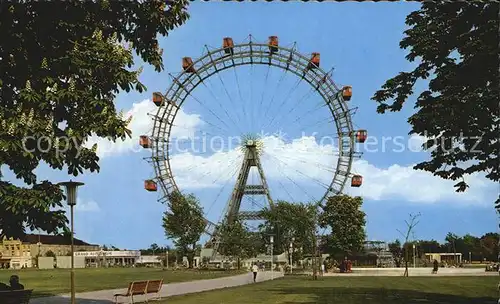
[425, 253, 463, 264]
[22, 234, 100, 257]
[362, 240, 394, 267]
[0, 234, 100, 269]
[136, 255, 163, 267]
[75, 250, 140, 267]
[0, 238, 32, 269]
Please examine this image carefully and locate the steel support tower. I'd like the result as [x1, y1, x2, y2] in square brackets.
[210, 139, 273, 259]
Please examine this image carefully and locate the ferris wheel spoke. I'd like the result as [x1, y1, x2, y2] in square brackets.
[170, 123, 231, 140]
[183, 91, 236, 137]
[289, 116, 335, 135]
[196, 154, 241, 183]
[287, 103, 329, 129]
[200, 80, 243, 136]
[263, 151, 331, 191]
[205, 164, 240, 219]
[205, 76, 244, 131]
[263, 76, 303, 131]
[215, 71, 246, 134]
[232, 66, 249, 131]
[203, 156, 243, 215]
[265, 86, 316, 132]
[269, 173, 296, 203]
[249, 64, 254, 133]
[256, 64, 271, 131]
[261, 68, 290, 128]
[269, 145, 340, 157]
[261, 153, 318, 203]
[276, 153, 337, 174]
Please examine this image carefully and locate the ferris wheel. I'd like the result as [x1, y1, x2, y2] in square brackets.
[140, 35, 367, 257]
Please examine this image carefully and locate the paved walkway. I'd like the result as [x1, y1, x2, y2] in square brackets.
[323, 267, 498, 277]
[31, 271, 283, 304]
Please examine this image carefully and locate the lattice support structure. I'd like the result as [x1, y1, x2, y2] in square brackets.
[210, 140, 273, 258]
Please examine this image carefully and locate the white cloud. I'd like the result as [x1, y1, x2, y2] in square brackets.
[84, 99, 204, 158]
[81, 99, 495, 206]
[347, 160, 494, 205]
[166, 134, 497, 206]
[75, 199, 100, 212]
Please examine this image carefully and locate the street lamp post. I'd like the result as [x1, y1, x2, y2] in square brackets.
[469, 251, 471, 263]
[270, 236, 274, 280]
[316, 238, 321, 278]
[312, 235, 318, 280]
[166, 250, 169, 269]
[59, 180, 84, 304]
[413, 244, 416, 268]
[36, 242, 41, 268]
[290, 237, 295, 275]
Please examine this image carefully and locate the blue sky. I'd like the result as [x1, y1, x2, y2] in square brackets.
[4, 2, 499, 250]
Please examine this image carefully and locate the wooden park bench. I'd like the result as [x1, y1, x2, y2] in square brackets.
[114, 279, 163, 303]
[0, 289, 33, 304]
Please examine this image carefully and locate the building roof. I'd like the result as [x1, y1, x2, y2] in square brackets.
[424, 253, 462, 256]
[21, 234, 98, 246]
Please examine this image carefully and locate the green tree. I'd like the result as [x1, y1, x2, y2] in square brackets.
[388, 240, 404, 267]
[371, 3, 499, 209]
[245, 231, 265, 259]
[162, 191, 205, 268]
[0, 0, 190, 239]
[396, 213, 420, 276]
[479, 232, 499, 261]
[417, 240, 442, 255]
[319, 195, 366, 258]
[150, 243, 160, 255]
[217, 220, 251, 269]
[445, 232, 460, 263]
[260, 200, 318, 263]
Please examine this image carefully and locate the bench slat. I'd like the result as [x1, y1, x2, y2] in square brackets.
[130, 281, 148, 296]
[146, 279, 163, 294]
[0, 289, 33, 304]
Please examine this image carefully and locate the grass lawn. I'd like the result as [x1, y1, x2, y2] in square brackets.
[0, 267, 245, 297]
[162, 276, 499, 304]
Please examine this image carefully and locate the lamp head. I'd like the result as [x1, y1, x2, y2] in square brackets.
[58, 180, 84, 206]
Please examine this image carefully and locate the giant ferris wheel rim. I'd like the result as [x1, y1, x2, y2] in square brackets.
[150, 38, 357, 210]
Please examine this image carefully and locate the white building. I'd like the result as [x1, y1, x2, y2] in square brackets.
[136, 255, 163, 266]
[74, 250, 140, 267]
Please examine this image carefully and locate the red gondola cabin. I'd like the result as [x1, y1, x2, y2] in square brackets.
[139, 135, 151, 148]
[268, 36, 278, 53]
[182, 57, 196, 73]
[351, 175, 362, 187]
[342, 86, 352, 101]
[153, 92, 164, 106]
[308, 52, 320, 69]
[355, 130, 367, 143]
[144, 180, 157, 192]
[223, 37, 234, 54]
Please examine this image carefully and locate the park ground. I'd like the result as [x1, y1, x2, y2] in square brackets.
[0, 267, 245, 297]
[161, 276, 499, 304]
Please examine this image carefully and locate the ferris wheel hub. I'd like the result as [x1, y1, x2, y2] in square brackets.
[241, 134, 264, 154]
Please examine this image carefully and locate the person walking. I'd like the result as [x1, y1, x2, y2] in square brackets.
[252, 263, 258, 283]
[432, 259, 439, 274]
